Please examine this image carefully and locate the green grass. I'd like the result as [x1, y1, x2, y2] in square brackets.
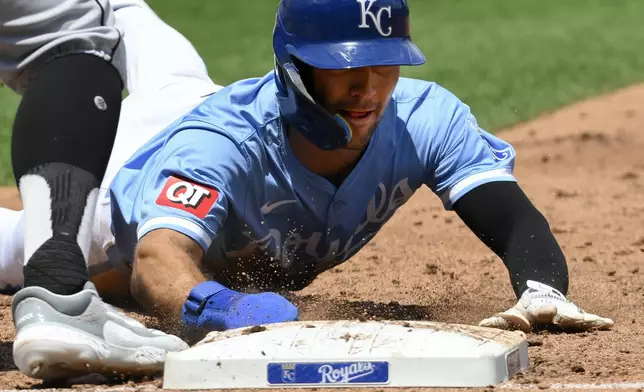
[0, 91, 18, 184]
[1, 0, 644, 185]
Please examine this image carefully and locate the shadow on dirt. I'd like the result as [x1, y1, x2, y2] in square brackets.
[531, 324, 602, 335]
[19, 371, 161, 389]
[290, 294, 437, 321]
[30, 375, 160, 390]
[0, 340, 16, 372]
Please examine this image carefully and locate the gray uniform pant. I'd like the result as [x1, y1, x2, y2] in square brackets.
[0, 0, 125, 94]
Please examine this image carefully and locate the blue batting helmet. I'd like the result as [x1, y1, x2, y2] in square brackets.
[273, 0, 426, 150]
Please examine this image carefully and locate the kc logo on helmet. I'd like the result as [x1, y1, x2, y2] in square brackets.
[156, 175, 219, 219]
[357, 0, 392, 37]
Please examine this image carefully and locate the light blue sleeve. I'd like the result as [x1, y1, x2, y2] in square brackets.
[413, 86, 517, 209]
[127, 124, 249, 251]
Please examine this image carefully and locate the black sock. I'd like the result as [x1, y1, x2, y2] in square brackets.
[11, 54, 123, 295]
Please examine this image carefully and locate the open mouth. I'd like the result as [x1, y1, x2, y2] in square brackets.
[338, 110, 374, 120]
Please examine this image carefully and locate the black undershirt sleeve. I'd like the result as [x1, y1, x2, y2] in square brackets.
[452, 181, 569, 298]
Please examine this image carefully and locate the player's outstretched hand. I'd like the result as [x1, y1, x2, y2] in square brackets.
[479, 280, 614, 333]
[182, 281, 298, 331]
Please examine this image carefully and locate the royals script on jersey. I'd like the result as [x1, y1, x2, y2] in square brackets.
[108, 71, 516, 283]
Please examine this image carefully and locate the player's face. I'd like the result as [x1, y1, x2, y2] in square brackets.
[311, 65, 400, 150]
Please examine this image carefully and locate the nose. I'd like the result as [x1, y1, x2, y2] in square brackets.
[349, 67, 376, 100]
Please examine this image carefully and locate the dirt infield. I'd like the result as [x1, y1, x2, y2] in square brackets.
[0, 84, 643, 390]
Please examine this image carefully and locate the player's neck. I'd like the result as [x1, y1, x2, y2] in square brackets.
[287, 128, 364, 184]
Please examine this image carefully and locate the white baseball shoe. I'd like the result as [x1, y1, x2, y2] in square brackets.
[12, 281, 188, 381]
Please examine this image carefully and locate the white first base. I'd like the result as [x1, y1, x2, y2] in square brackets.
[162, 320, 529, 389]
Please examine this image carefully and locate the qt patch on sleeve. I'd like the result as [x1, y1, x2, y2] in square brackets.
[156, 175, 219, 219]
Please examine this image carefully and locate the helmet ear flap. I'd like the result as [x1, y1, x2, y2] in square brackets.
[291, 57, 314, 96]
[274, 57, 352, 151]
[277, 56, 316, 103]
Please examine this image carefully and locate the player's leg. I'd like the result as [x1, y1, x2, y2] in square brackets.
[0, 188, 23, 293]
[1, 0, 188, 381]
[100, 0, 221, 188]
[0, 0, 221, 304]
[111, 0, 219, 95]
[1, 0, 125, 296]
[0, 202, 134, 303]
[0, 190, 126, 297]
[0, 208, 25, 293]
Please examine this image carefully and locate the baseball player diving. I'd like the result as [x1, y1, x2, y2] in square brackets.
[0, 0, 614, 381]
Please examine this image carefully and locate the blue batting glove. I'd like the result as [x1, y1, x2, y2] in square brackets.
[181, 281, 299, 331]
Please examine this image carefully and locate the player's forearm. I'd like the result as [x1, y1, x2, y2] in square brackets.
[131, 229, 206, 323]
[453, 181, 569, 298]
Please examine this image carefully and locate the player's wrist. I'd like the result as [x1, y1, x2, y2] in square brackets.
[181, 281, 237, 326]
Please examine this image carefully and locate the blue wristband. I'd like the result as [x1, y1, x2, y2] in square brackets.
[182, 281, 229, 323]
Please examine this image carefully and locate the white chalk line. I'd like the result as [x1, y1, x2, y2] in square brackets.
[502, 381, 644, 389]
